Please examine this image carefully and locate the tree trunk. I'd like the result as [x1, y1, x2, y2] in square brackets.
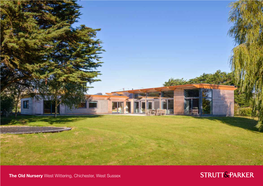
[55, 97, 57, 118]
[15, 91, 21, 118]
[15, 101, 18, 118]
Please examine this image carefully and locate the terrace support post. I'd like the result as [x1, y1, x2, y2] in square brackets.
[131, 99, 134, 114]
[145, 93, 148, 114]
[108, 99, 112, 114]
[199, 89, 202, 116]
[123, 100, 126, 114]
[174, 89, 176, 115]
[159, 92, 162, 109]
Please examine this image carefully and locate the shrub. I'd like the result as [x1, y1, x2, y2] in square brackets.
[234, 104, 240, 116]
[239, 107, 252, 116]
[1, 93, 15, 117]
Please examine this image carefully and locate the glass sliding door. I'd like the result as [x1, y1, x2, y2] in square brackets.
[141, 102, 145, 113]
[44, 101, 52, 114]
[162, 100, 167, 110]
[112, 102, 118, 114]
[202, 98, 212, 115]
[184, 89, 200, 115]
[167, 99, 174, 115]
[43, 101, 60, 115]
[184, 89, 213, 116]
[184, 99, 191, 115]
[147, 102, 153, 110]
[202, 89, 213, 115]
[192, 98, 199, 115]
[118, 102, 124, 114]
[125, 102, 131, 114]
[112, 102, 124, 114]
[134, 100, 155, 114]
[184, 98, 199, 115]
[162, 99, 174, 114]
[134, 102, 139, 113]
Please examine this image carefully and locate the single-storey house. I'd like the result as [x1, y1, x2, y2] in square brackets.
[21, 83, 237, 116]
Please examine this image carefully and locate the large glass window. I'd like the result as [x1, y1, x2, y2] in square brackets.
[126, 102, 131, 113]
[193, 99, 199, 110]
[148, 102, 153, 109]
[184, 99, 191, 115]
[162, 99, 174, 114]
[167, 100, 174, 114]
[202, 98, 212, 115]
[134, 102, 139, 113]
[184, 89, 200, 115]
[89, 101, 97, 108]
[162, 91, 174, 98]
[162, 100, 167, 109]
[23, 100, 29, 109]
[141, 102, 145, 113]
[112, 102, 123, 114]
[147, 92, 160, 99]
[112, 102, 118, 113]
[184, 89, 213, 115]
[202, 89, 212, 98]
[43, 101, 60, 114]
[168, 100, 174, 109]
[184, 89, 199, 97]
[202, 89, 212, 115]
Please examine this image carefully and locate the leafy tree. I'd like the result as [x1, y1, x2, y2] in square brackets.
[164, 70, 234, 87]
[163, 78, 188, 86]
[34, 79, 87, 118]
[0, 0, 103, 92]
[8, 80, 32, 118]
[229, 0, 263, 130]
[188, 70, 234, 85]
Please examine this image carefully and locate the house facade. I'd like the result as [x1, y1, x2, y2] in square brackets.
[21, 84, 237, 116]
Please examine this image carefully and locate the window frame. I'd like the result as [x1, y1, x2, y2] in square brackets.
[183, 89, 213, 116]
[201, 89, 213, 115]
[23, 100, 29, 109]
[184, 89, 200, 98]
[78, 101, 87, 109]
[88, 101, 98, 109]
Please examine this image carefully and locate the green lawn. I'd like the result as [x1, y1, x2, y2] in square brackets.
[1, 115, 262, 165]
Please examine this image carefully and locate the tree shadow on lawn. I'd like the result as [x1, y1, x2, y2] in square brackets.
[192, 116, 261, 133]
[1, 115, 103, 125]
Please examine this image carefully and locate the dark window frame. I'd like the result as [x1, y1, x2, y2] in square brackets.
[161, 90, 174, 98]
[184, 89, 200, 98]
[201, 89, 213, 115]
[89, 101, 98, 109]
[184, 89, 213, 116]
[23, 100, 29, 109]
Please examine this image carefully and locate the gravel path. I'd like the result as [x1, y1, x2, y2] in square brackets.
[0, 126, 71, 134]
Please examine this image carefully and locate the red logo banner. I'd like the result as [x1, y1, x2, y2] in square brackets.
[1, 165, 262, 186]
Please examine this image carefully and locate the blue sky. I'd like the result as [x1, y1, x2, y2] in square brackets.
[75, 1, 235, 94]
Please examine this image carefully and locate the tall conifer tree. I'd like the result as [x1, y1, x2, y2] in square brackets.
[1, 0, 103, 93]
[1, 0, 103, 117]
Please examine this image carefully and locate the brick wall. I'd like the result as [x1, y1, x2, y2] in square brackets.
[212, 89, 234, 116]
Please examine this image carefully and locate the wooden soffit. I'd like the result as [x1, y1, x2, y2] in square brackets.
[111, 84, 237, 94]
